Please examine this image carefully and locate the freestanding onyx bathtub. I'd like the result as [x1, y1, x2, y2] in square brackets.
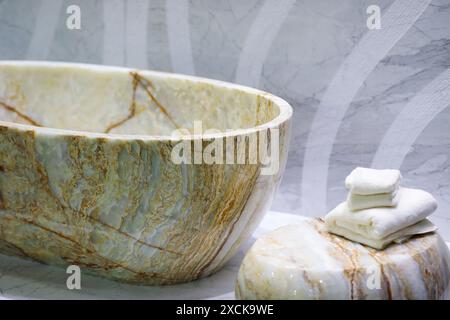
[0, 61, 292, 284]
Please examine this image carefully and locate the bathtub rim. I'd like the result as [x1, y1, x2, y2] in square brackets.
[0, 60, 293, 142]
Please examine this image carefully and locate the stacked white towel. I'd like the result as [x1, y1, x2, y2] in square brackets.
[325, 167, 438, 249]
[345, 167, 401, 210]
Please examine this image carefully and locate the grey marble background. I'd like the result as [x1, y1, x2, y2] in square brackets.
[0, 0, 449, 239]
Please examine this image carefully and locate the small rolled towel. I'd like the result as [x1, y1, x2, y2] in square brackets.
[324, 188, 437, 249]
[347, 190, 399, 211]
[345, 167, 402, 195]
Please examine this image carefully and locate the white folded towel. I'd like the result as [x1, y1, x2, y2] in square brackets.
[347, 190, 399, 211]
[345, 167, 402, 195]
[324, 188, 437, 249]
[326, 219, 437, 249]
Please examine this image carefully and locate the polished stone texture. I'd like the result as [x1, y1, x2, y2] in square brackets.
[236, 218, 450, 300]
[0, 0, 449, 238]
[0, 62, 292, 285]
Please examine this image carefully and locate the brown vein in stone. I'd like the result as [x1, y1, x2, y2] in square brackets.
[86, 215, 182, 256]
[11, 214, 176, 281]
[0, 238, 29, 258]
[104, 74, 139, 133]
[368, 252, 393, 299]
[235, 280, 242, 299]
[0, 190, 4, 210]
[313, 219, 359, 299]
[0, 101, 42, 126]
[381, 263, 393, 299]
[195, 165, 260, 277]
[104, 72, 180, 132]
[302, 269, 324, 298]
[132, 72, 180, 129]
[404, 239, 441, 299]
[29, 142, 182, 256]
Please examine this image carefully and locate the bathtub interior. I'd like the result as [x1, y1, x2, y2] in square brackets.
[0, 63, 280, 136]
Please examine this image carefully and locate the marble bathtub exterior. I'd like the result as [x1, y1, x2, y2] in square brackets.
[0, 2, 449, 234]
[236, 218, 450, 300]
[0, 62, 292, 285]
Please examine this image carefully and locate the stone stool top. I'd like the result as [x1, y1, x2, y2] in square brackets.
[236, 218, 450, 300]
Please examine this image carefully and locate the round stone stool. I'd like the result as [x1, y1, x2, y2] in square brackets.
[236, 218, 450, 300]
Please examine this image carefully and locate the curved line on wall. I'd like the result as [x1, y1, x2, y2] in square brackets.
[125, 0, 149, 69]
[26, 0, 64, 59]
[102, 0, 125, 66]
[371, 69, 450, 170]
[234, 0, 296, 88]
[300, 0, 430, 216]
[166, 0, 195, 75]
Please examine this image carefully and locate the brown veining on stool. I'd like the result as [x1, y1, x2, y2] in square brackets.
[405, 236, 445, 299]
[312, 219, 363, 299]
[367, 251, 394, 299]
[302, 269, 324, 298]
[237, 220, 450, 300]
